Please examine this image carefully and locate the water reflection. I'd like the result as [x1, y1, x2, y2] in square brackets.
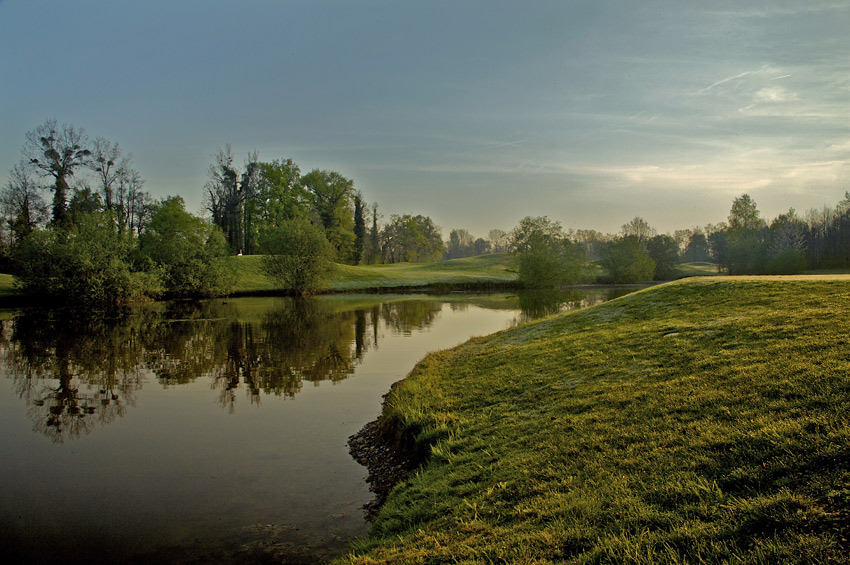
[0, 288, 643, 443]
[1, 297, 447, 442]
[515, 286, 644, 323]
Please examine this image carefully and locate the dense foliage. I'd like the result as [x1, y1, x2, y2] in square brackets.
[510, 216, 587, 288]
[135, 197, 234, 298]
[259, 217, 335, 294]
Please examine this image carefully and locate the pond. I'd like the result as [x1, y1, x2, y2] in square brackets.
[0, 288, 638, 564]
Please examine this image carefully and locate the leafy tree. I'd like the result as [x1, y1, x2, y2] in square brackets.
[382, 214, 444, 263]
[68, 186, 102, 225]
[621, 216, 656, 243]
[259, 217, 334, 294]
[301, 169, 356, 263]
[600, 236, 655, 283]
[254, 159, 307, 229]
[473, 238, 491, 256]
[645, 234, 680, 280]
[22, 119, 91, 228]
[725, 194, 767, 274]
[510, 216, 587, 288]
[446, 228, 476, 259]
[136, 196, 234, 297]
[682, 230, 711, 262]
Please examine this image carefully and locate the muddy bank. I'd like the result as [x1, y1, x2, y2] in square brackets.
[348, 385, 424, 518]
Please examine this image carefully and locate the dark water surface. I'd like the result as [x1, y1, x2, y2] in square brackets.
[0, 288, 636, 564]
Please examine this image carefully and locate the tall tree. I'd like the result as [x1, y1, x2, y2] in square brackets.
[366, 202, 381, 264]
[22, 119, 91, 228]
[352, 191, 367, 265]
[645, 234, 680, 280]
[446, 228, 475, 259]
[621, 216, 656, 243]
[2, 161, 48, 242]
[726, 194, 767, 274]
[301, 169, 355, 263]
[255, 158, 305, 230]
[204, 145, 241, 251]
[89, 137, 130, 214]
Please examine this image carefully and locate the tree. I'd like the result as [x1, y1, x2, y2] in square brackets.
[137, 196, 234, 297]
[510, 216, 587, 288]
[488, 229, 509, 253]
[682, 230, 711, 262]
[766, 209, 808, 274]
[621, 216, 656, 243]
[728, 194, 765, 231]
[204, 145, 242, 252]
[253, 158, 307, 235]
[366, 202, 382, 264]
[446, 228, 475, 259]
[353, 191, 367, 264]
[259, 218, 335, 294]
[22, 119, 91, 228]
[725, 194, 767, 274]
[600, 236, 655, 283]
[382, 214, 445, 263]
[645, 234, 680, 280]
[2, 161, 48, 243]
[89, 137, 131, 214]
[301, 169, 356, 263]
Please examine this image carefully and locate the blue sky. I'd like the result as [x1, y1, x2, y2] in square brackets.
[2, 0, 849, 236]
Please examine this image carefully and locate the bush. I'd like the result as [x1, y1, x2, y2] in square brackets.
[600, 236, 655, 283]
[12, 212, 156, 304]
[259, 218, 335, 294]
[135, 197, 234, 298]
[511, 216, 588, 288]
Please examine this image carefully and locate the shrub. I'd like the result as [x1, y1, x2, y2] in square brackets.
[258, 218, 335, 294]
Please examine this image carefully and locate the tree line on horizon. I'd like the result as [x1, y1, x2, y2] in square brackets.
[3, 119, 850, 303]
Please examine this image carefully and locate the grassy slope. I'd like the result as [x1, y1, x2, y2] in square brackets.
[226, 253, 519, 293]
[0, 273, 15, 297]
[339, 276, 850, 564]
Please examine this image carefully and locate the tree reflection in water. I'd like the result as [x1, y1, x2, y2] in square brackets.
[0, 297, 445, 440]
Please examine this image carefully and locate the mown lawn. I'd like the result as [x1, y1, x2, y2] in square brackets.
[338, 276, 850, 564]
[226, 253, 519, 293]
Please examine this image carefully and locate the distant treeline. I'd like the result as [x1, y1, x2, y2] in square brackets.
[3, 119, 850, 303]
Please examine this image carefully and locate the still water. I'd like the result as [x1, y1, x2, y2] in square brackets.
[0, 288, 635, 564]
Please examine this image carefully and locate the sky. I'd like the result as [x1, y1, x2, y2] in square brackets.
[1, 0, 849, 236]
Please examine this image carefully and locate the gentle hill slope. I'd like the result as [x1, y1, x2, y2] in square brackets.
[227, 253, 519, 294]
[340, 276, 850, 563]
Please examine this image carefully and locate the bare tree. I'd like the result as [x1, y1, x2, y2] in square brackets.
[89, 137, 131, 214]
[22, 119, 91, 228]
[1, 161, 48, 242]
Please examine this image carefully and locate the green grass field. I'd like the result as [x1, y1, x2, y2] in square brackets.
[226, 253, 520, 294]
[338, 276, 850, 564]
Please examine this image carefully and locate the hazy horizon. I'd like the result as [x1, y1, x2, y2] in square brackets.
[2, 1, 849, 237]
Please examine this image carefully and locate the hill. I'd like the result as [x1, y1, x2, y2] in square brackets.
[339, 276, 850, 563]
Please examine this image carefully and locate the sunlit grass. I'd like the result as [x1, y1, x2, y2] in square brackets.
[226, 253, 519, 293]
[0, 273, 15, 297]
[339, 276, 850, 564]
